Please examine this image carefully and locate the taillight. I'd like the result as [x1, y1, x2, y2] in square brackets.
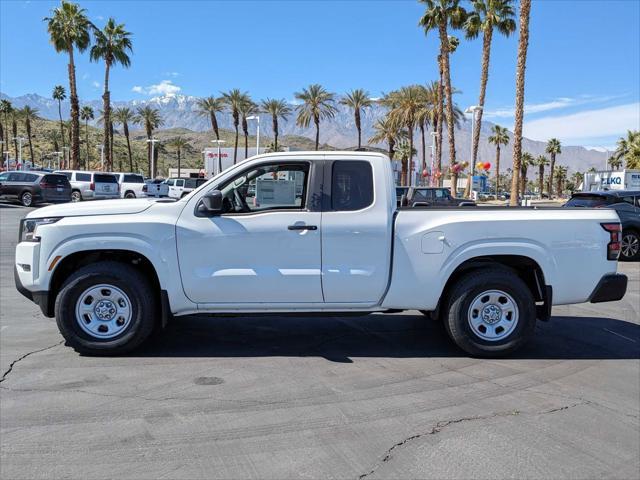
[601, 223, 622, 260]
[90, 182, 95, 191]
[40, 180, 51, 189]
[142, 184, 148, 192]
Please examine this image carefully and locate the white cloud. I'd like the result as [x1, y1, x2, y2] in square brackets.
[92, 81, 100, 89]
[131, 80, 181, 97]
[485, 94, 625, 119]
[82, 73, 90, 80]
[522, 102, 640, 144]
[164, 71, 180, 78]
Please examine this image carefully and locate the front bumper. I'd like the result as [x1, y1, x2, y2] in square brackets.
[589, 273, 628, 303]
[14, 265, 52, 317]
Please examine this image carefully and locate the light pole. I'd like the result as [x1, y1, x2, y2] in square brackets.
[246, 115, 260, 155]
[211, 139, 226, 174]
[12, 136, 26, 170]
[604, 149, 609, 171]
[147, 137, 159, 178]
[96, 145, 105, 171]
[429, 131, 438, 187]
[464, 106, 482, 195]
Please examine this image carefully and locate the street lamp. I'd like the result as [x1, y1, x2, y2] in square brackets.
[246, 115, 260, 155]
[146, 138, 159, 178]
[211, 139, 226, 174]
[12, 136, 26, 170]
[429, 131, 438, 187]
[96, 145, 105, 170]
[604, 149, 609, 171]
[464, 106, 483, 194]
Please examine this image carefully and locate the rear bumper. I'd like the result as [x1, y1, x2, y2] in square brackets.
[589, 273, 628, 303]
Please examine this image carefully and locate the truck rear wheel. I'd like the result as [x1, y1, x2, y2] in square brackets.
[443, 268, 536, 357]
[55, 261, 157, 355]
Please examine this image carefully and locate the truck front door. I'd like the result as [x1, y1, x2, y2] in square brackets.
[176, 161, 324, 305]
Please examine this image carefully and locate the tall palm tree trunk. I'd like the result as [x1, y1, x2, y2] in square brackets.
[57, 99, 66, 153]
[102, 62, 111, 171]
[233, 121, 239, 164]
[388, 138, 396, 161]
[509, 0, 531, 206]
[439, 23, 457, 183]
[547, 152, 556, 199]
[495, 145, 501, 197]
[67, 49, 81, 170]
[85, 119, 90, 169]
[273, 116, 279, 151]
[124, 123, 133, 172]
[12, 119, 17, 162]
[419, 123, 426, 184]
[520, 166, 527, 197]
[177, 150, 181, 178]
[146, 128, 152, 177]
[242, 117, 249, 158]
[436, 56, 444, 186]
[538, 166, 544, 198]
[26, 122, 35, 164]
[472, 28, 493, 170]
[210, 113, 220, 140]
[110, 121, 116, 171]
[355, 108, 362, 149]
[314, 115, 320, 150]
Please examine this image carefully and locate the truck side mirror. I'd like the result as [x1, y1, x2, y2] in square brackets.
[201, 190, 223, 215]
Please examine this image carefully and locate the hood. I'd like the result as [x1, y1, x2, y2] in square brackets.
[26, 198, 162, 219]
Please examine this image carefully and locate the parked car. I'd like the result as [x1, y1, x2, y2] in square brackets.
[397, 186, 476, 207]
[55, 170, 120, 202]
[166, 177, 208, 199]
[565, 190, 640, 260]
[15, 152, 627, 357]
[112, 172, 146, 198]
[143, 178, 169, 198]
[0, 170, 70, 206]
[0, 171, 71, 206]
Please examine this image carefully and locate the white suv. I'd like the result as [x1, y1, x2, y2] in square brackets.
[55, 170, 121, 202]
[112, 172, 145, 198]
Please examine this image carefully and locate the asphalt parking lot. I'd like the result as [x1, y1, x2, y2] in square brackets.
[1, 203, 639, 479]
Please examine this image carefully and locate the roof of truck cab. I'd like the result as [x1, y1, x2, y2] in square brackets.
[246, 151, 388, 161]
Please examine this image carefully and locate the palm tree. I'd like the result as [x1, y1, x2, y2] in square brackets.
[414, 85, 436, 180]
[519, 152, 534, 197]
[488, 125, 509, 196]
[261, 98, 292, 151]
[18, 106, 39, 165]
[395, 140, 418, 173]
[294, 84, 337, 150]
[0, 99, 12, 148]
[167, 137, 189, 178]
[369, 117, 405, 161]
[45, 1, 92, 170]
[222, 89, 247, 164]
[51, 85, 67, 156]
[113, 107, 135, 172]
[90, 18, 132, 171]
[534, 155, 549, 198]
[385, 86, 423, 185]
[608, 155, 623, 171]
[196, 96, 224, 141]
[509, 0, 531, 205]
[613, 130, 640, 169]
[11, 109, 19, 162]
[135, 106, 163, 177]
[464, 0, 516, 170]
[80, 105, 94, 169]
[340, 89, 373, 149]
[419, 0, 467, 186]
[555, 165, 567, 197]
[545, 138, 561, 198]
[239, 96, 257, 158]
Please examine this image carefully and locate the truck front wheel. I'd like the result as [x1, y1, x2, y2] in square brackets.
[55, 261, 157, 355]
[443, 269, 536, 357]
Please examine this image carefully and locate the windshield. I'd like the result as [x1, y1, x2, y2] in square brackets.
[566, 194, 611, 207]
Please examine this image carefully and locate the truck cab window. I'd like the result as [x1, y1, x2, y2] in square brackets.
[331, 161, 373, 211]
[219, 163, 309, 214]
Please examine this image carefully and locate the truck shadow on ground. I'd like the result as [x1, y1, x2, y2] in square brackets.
[134, 313, 640, 361]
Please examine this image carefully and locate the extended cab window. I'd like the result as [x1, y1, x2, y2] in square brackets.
[331, 161, 373, 211]
[123, 174, 143, 183]
[94, 174, 118, 183]
[76, 172, 91, 182]
[219, 163, 309, 214]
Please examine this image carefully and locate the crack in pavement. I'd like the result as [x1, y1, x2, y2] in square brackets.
[357, 402, 587, 480]
[0, 341, 64, 383]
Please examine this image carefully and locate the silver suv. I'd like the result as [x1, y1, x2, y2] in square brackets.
[55, 170, 120, 202]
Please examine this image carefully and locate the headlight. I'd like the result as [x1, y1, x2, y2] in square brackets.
[19, 217, 62, 242]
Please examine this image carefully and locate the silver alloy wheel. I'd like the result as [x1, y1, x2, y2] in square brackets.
[621, 233, 639, 259]
[467, 289, 519, 342]
[75, 284, 132, 339]
[21, 192, 32, 206]
[71, 191, 81, 202]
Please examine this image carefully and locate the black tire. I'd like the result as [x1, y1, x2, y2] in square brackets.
[55, 261, 157, 355]
[124, 191, 136, 199]
[620, 230, 640, 261]
[71, 190, 82, 202]
[442, 268, 536, 357]
[21, 191, 33, 207]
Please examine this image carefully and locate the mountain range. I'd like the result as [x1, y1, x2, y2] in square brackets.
[1, 92, 609, 172]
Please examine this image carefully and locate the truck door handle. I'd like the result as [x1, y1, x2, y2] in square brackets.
[288, 224, 318, 231]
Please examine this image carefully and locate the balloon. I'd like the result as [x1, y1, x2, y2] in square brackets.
[476, 161, 485, 170]
[422, 169, 429, 178]
[484, 162, 491, 170]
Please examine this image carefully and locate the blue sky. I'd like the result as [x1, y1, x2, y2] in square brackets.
[1, 0, 639, 148]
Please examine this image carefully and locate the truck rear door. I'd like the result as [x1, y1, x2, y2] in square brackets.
[320, 158, 392, 304]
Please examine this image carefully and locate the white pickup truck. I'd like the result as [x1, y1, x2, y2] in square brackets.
[15, 152, 627, 356]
